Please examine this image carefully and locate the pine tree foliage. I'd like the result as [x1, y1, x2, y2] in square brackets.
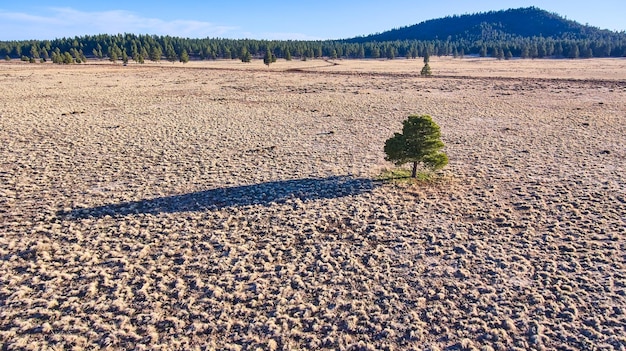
[263, 49, 273, 66]
[240, 47, 252, 62]
[384, 115, 448, 178]
[180, 49, 190, 63]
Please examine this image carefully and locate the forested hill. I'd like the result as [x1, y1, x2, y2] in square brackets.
[1, 6, 625, 63]
[346, 7, 625, 43]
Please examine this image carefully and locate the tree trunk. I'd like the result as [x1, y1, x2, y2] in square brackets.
[411, 161, 418, 178]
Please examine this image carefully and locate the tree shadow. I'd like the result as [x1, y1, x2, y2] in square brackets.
[61, 176, 378, 219]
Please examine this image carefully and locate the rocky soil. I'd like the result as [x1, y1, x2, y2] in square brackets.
[1, 59, 625, 350]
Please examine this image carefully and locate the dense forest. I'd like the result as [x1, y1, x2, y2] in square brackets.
[1, 7, 625, 64]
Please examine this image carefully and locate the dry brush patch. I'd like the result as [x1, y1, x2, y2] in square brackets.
[1, 60, 625, 350]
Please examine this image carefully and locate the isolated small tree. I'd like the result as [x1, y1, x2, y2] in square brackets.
[420, 52, 432, 76]
[263, 49, 273, 66]
[384, 114, 448, 178]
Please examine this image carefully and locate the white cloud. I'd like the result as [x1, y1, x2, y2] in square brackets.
[0, 7, 239, 40]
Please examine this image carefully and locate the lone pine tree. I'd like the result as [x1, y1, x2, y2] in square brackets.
[384, 114, 448, 178]
[421, 52, 432, 76]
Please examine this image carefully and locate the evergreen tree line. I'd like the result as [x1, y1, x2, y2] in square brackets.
[2, 33, 625, 64]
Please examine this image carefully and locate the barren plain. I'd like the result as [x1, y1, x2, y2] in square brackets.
[1, 57, 625, 350]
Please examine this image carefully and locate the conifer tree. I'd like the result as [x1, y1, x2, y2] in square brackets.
[166, 45, 177, 62]
[384, 115, 448, 178]
[386, 46, 396, 59]
[240, 47, 251, 62]
[420, 52, 432, 76]
[285, 48, 292, 61]
[479, 45, 487, 57]
[109, 48, 118, 62]
[497, 47, 505, 60]
[140, 47, 149, 61]
[263, 49, 273, 66]
[371, 46, 380, 59]
[149, 46, 162, 61]
[180, 49, 190, 63]
[359, 45, 366, 59]
[568, 44, 580, 59]
[63, 52, 73, 64]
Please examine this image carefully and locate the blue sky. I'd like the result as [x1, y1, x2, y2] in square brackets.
[1, 1, 624, 41]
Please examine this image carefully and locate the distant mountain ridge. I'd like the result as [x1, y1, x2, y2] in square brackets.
[346, 7, 625, 43]
[2, 6, 625, 63]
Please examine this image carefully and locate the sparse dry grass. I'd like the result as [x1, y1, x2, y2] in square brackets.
[1, 58, 625, 350]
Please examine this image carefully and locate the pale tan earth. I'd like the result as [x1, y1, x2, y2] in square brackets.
[1, 57, 625, 350]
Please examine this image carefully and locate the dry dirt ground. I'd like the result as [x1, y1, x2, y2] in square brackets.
[1, 57, 625, 350]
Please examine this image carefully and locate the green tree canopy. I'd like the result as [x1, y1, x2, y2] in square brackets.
[240, 46, 251, 62]
[384, 114, 448, 177]
[149, 46, 162, 62]
[263, 49, 273, 66]
[180, 49, 190, 63]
